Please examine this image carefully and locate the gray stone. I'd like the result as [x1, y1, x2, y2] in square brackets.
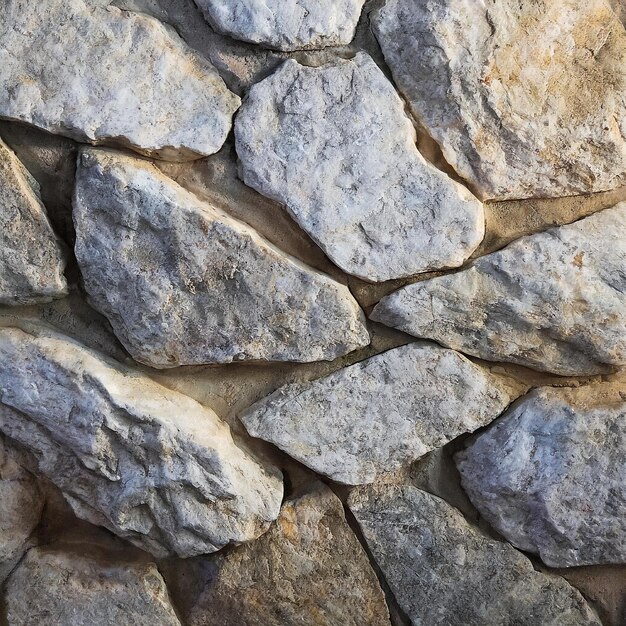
[0, 325, 283, 558]
[372, 0, 626, 200]
[241, 342, 517, 484]
[456, 382, 626, 568]
[235, 53, 484, 282]
[0, 0, 240, 160]
[348, 485, 601, 626]
[187, 482, 391, 626]
[371, 204, 626, 376]
[73, 148, 369, 368]
[0, 138, 67, 305]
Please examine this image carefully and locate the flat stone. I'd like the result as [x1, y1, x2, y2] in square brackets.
[0, 325, 283, 558]
[456, 382, 626, 568]
[194, 0, 365, 51]
[0, 0, 240, 160]
[0, 138, 67, 305]
[235, 53, 484, 282]
[348, 485, 601, 626]
[187, 482, 391, 626]
[372, 0, 626, 200]
[371, 204, 626, 376]
[73, 148, 369, 368]
[241, 342, 517, 484]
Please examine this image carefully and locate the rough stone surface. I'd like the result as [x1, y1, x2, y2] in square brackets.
[187, 482, 390, 626]
[241, 342, 517, 484]
[235, 53, 485, 282]
[372, 0, 626, 200]
[371, 204, 626, 376]
[194, 0, 366, 51]
[348, 485, 601, 626]
[0, 325, 283, 558]
[0, 0, 240, 160]
[456, 383, 626, 568]
[5, 545, 181, 625]
[0, 138, 67, 305]
[73, 148, 369, 368]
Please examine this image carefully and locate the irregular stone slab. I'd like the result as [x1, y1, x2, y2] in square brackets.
[5, 546, 181, 626]
[0, 0, 240, 160]
[348, 485, 601, 626]
[456, 383, 626, 568]
[372, 0, 626, 200]
[371, 204, 626, 376]
[0, 326, 283, 558]
[195, 0, 366, 51]
[235, 53, 484, 282]
[0, 138, 67, 305]
[241, 342, 516, 484]
[187, 482, 390, 626]
[73, 148, 369, 368]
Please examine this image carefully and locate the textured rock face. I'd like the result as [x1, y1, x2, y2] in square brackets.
[349, 485, 601, 626]
[187, 483, 390, 626]
[0, 326, 283, 558]
[0, 0, 240, 160]
[73, 148, 369, 368]
[5, 546, 181, 626]
[372, 204, 626, 376]
[241, 343, 516, 484]
[195, 0, 366, 51]
[456, 383, 626, 568]
[235, 53, 484, 282]
[0, 138, 67, 305]
[372, 0, 626, 200]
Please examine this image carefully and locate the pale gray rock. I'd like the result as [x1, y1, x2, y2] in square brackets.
[0, 138, 67, 305]
[187, 482, 390, 626]
[235, 53, 484, 282]
[0, 0, 240, 160]
[0, 326, 283, 558]
[371, 204, 626, 376]
[241, 343, 516, 484]
[456, 382, 626, 568]
[73, 148, 369, 368]
[348, 485, 601, 626]
[372, 0, 626, 200]
[195, 0, 365, 51]
[5, 545, 181, 625]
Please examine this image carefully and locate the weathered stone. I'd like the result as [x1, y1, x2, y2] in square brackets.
[235, 53, 484, 282]
[0, 138, 67, 305]
[371, 204, 626, 376]
[0, 0, 240, 160]
[187, 482, 390, 626]
[348, 485, 601, 626]
[241, 342, 516, 484]
[73, 148, 369, 368]
[194, 0, 365, 51]
[456, 383, 626, 568]
[5, 545, 181, 625]
[372, 0, 626, 200]
[0, 325, 283, 558]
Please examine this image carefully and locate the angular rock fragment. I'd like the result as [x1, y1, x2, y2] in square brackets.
[372, 0, 626, 200]
[0, 0, 240, 160]
[348, 485, 601, 626]
[0, 326, 283, 558]
[456, 383, 626, 568]
[371, 204, 626, 376]
[73, 148, 369, 368]
[195, 0, 366, 51]
[235, 53, 484, 282]
[187, 483, 390, 626]
[0, 138, 67, 305]
[241, 343, 516, 484]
